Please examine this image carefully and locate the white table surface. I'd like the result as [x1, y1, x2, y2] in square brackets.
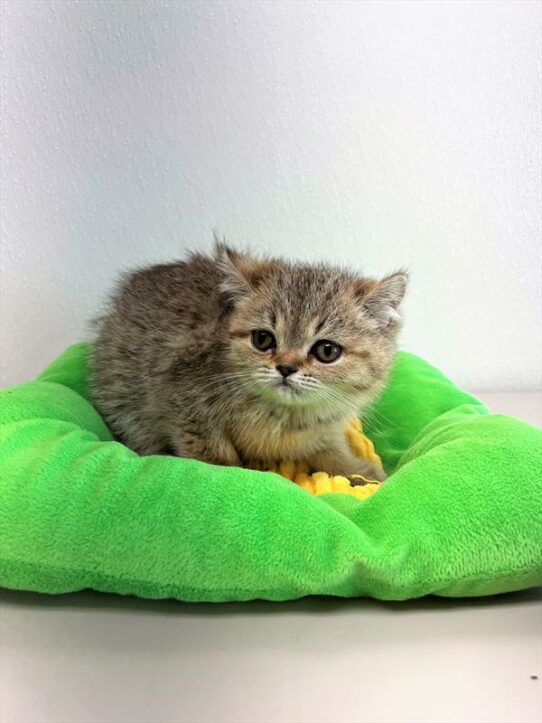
[1, 392, 541, 723]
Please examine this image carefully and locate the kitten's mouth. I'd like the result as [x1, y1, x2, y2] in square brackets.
[273, 379, 302, 396]
[255, 375, 309, 405]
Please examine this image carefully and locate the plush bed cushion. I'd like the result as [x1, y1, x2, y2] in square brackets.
[1, 343, 540, 602]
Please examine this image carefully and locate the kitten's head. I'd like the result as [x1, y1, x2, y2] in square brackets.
[217, 244, 407, 413]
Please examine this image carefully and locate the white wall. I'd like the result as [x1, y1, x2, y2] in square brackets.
[1, 0, 540, 390]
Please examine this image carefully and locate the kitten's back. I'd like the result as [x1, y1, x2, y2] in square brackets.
[91, 253, 222, 452]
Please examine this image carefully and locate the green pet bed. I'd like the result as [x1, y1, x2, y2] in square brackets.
[1, 343, 541, 602]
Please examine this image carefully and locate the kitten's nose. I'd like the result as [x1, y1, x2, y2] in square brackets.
[276, 364, 298, 378]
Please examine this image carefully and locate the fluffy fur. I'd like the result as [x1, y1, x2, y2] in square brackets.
[91, 244, 408, 479]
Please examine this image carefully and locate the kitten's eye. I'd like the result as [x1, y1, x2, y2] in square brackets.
[310, 340, 342, 363]
[251, 329, 276, 352]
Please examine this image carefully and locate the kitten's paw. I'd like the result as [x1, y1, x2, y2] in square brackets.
[307, 447, 386, 482]
[327, 458, 385, 482]
[173, 432, 241, 467]
[348, 468, 387, 485]
[363, 464, 387, 483]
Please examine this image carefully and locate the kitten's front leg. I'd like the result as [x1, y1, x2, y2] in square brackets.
[308, 441, 387, 482]
[172, 430, 241, 467]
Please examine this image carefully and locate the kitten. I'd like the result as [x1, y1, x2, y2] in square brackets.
[91, 244, 407, 480]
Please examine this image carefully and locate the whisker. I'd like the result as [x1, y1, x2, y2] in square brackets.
[192, 373, 260, 394]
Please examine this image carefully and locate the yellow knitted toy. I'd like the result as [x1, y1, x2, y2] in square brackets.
[267, 418, 383, 500]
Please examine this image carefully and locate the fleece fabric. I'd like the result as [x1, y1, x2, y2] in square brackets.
[0, 343, 541, 602]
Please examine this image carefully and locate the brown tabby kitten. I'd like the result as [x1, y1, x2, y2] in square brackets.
[91, 244, 407, 480]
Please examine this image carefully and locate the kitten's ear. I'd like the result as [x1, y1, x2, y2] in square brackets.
[354, 271, 408, 329]
[215, 242, 278, 301]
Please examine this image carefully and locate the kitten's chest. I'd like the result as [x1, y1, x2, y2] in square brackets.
[227, 404, 331, 464]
